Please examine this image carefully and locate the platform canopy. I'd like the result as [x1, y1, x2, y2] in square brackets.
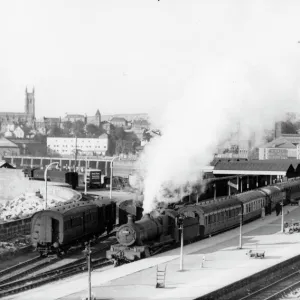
[212, 160, 296, 176]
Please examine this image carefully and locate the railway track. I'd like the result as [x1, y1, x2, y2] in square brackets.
[0, 237, 117, 298]
[0, 257, 113, 298]
[240, 270, 300, 300]
[0, 255, 60, 285]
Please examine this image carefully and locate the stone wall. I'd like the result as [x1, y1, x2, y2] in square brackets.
[0, 217, 31, 241]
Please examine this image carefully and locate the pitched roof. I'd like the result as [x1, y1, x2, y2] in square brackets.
[99, 133, 108, 139]
[0, 160, 15, 168]
[261, 135, 300, 148]
[111, 117, 127, 122]
[0, 138, 18, 148]
[65, 114, 85, 118]
[133, 119, 149, 126]
[213, 160, 295, 175]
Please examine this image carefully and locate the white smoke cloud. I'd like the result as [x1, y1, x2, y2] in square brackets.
[139, 1, 300, 213]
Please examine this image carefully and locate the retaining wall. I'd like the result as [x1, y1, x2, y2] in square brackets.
[0, 217, 31, 241]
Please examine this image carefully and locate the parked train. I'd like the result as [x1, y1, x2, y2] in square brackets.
[24, 167, 108, 190]
[31, 197, 143, 256]
[107, 178, 300, 264]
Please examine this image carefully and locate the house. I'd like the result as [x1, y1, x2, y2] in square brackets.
[258, 134, 300, 159]
[13, 126, 25, 138]
[35, 117, 62, 132]
[110, 117, 127, 128]
[0, 138, 20, 157]
[63, 114, 85, 123]
[101, 121, 112, 134]
[0, 122, 15, 134]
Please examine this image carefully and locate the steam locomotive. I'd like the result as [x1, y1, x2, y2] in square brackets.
[106, 178, 300, 265]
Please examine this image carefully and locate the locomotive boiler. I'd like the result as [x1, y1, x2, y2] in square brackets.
[107, 211, 177, 263]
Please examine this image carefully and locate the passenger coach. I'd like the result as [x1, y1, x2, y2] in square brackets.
[31, 199, 116, 256]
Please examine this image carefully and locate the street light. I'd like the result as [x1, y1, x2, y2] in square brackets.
[44, 162, 59, 210]
[110, 156, 119, 199]
[82, 241, 92, 300]
[237, 212, 243, 249]
[177, 214, 185, 271]
[84, 157, 88, 195]
[281, 201, 284, 233]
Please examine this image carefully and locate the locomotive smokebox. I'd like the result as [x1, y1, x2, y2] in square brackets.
[142, 213, 151, 220]
[127, 214, 134, 224]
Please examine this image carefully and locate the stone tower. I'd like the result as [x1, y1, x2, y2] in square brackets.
[95, 109, 101, 126]
[25, 87, 35, 118]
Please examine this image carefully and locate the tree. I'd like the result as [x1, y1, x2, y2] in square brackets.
[48, 125, 64, 137]
[62, 121, 73, 136]
[34, 133, 47, 143]
[86, 124, 104, 137]
[72, 120, 85, 137]
[143, 129, 152, 142]
[281, 121, 298, 134]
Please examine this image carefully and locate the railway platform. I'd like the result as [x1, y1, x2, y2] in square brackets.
[4, 205, 300, 300]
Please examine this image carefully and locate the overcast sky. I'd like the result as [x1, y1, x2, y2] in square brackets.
[1, 0, 300, 122]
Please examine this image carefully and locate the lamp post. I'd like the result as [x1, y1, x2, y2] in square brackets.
[82, 241, 92, 300]
[237, 212, 243, 249]
[281, 201, 284, 233]
[44, 162, 59, 210]
[177, 215, 185, 271]
[74, 135, 78, 171]
[84, 157, 88, 195]
[110, 156, 118, 199]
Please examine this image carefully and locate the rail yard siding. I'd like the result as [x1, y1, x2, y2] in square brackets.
[0, 217, 31, 240]
[0, 245, 32, 261]
[196, 254, 300, 300]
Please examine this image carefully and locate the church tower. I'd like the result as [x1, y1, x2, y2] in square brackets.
[95, 109, 101, 126]
[25, 87, 35, 118]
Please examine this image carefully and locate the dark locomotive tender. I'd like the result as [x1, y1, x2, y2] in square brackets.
[107, 179, 300, 264]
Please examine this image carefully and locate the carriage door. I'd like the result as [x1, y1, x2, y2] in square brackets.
[51, 218, 60, 244]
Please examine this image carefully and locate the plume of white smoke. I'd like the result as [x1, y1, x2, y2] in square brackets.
[138, 1, 300, 213]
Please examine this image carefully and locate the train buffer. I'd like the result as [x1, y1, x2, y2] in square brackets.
[247, 249, 265, 259]
[156, 265, 167, 288]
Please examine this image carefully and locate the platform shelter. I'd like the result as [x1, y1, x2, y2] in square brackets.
[212, 159, 300, 194]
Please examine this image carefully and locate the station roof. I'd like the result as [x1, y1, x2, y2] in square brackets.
[213, 160, 295, 176]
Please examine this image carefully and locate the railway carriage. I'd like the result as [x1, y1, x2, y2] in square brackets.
[31, 199, 116, 256]
[177, 197, 241, 238]
[279, 180, 300, 204]
[200, 197, 241, 236]
[236, 190, 267, 223]
[259, 186, 284, 212]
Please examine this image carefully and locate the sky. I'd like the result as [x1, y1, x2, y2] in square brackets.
[1, 0, 300, 122]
